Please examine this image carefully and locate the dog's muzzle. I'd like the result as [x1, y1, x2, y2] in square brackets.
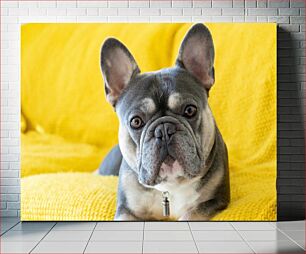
[137, 116, 202, 186]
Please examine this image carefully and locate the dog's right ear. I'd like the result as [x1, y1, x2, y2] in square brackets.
[100, 38, 140, 107]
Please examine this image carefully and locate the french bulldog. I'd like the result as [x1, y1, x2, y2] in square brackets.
[98, 23, 230, 221]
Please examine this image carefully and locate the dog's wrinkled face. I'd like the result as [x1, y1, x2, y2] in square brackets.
[100, 24, 216, 188]
[117, 69, 209, 187]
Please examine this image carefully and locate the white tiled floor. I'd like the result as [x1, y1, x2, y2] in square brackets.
[248, 240, 304, 254]
[86, 241, 143, 253]
[143, 241, 198, 253]
[196, 241, 252, 253]
[43, 230, 92, 242]
[144, 230, 194, 241]
[0, 218, 304, 253]
[31, 241, 88, 254]
[192, 230, 243, 241]
[91, 230, 143, 241]
[238, 230, 290, 241]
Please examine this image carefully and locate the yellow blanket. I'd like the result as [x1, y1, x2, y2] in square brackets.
[21, 23, 276, 221]
[21, 172, 276, 221]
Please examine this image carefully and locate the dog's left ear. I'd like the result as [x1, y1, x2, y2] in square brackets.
[176, 23, 215, 91]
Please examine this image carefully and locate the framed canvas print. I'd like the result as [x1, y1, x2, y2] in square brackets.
[21, 23, 276, 221]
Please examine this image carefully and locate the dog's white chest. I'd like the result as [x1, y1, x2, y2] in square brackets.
[162, 180, 201, 219]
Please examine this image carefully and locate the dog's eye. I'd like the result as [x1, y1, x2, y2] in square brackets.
[183, 105, 197, 118]
[130, 116, 144, 129]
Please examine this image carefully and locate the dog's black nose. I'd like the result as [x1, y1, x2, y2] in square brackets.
[154, 123, 176, 142]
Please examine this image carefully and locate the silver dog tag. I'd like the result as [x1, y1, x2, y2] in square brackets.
[162, 191, 170, 217]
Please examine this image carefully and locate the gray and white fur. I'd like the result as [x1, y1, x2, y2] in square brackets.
[98, 24, 230, 221]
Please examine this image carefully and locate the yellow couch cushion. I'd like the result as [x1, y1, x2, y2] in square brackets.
[21, 173, 275, 221]
[21, 131, 104, 177]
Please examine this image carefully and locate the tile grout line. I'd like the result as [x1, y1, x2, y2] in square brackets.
[29, 222, 57, 254]
[269, 221, 277, 229]
[275, 227, 305, 251]
[82, 222, 97, 254]
[142, 222, 145, 254]
[187, 222, 200, 254]
[0, 220, 20, 236]
[229, 222, 256, 254]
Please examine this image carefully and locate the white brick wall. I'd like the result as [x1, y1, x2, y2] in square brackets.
[0, 0, 305, 218]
